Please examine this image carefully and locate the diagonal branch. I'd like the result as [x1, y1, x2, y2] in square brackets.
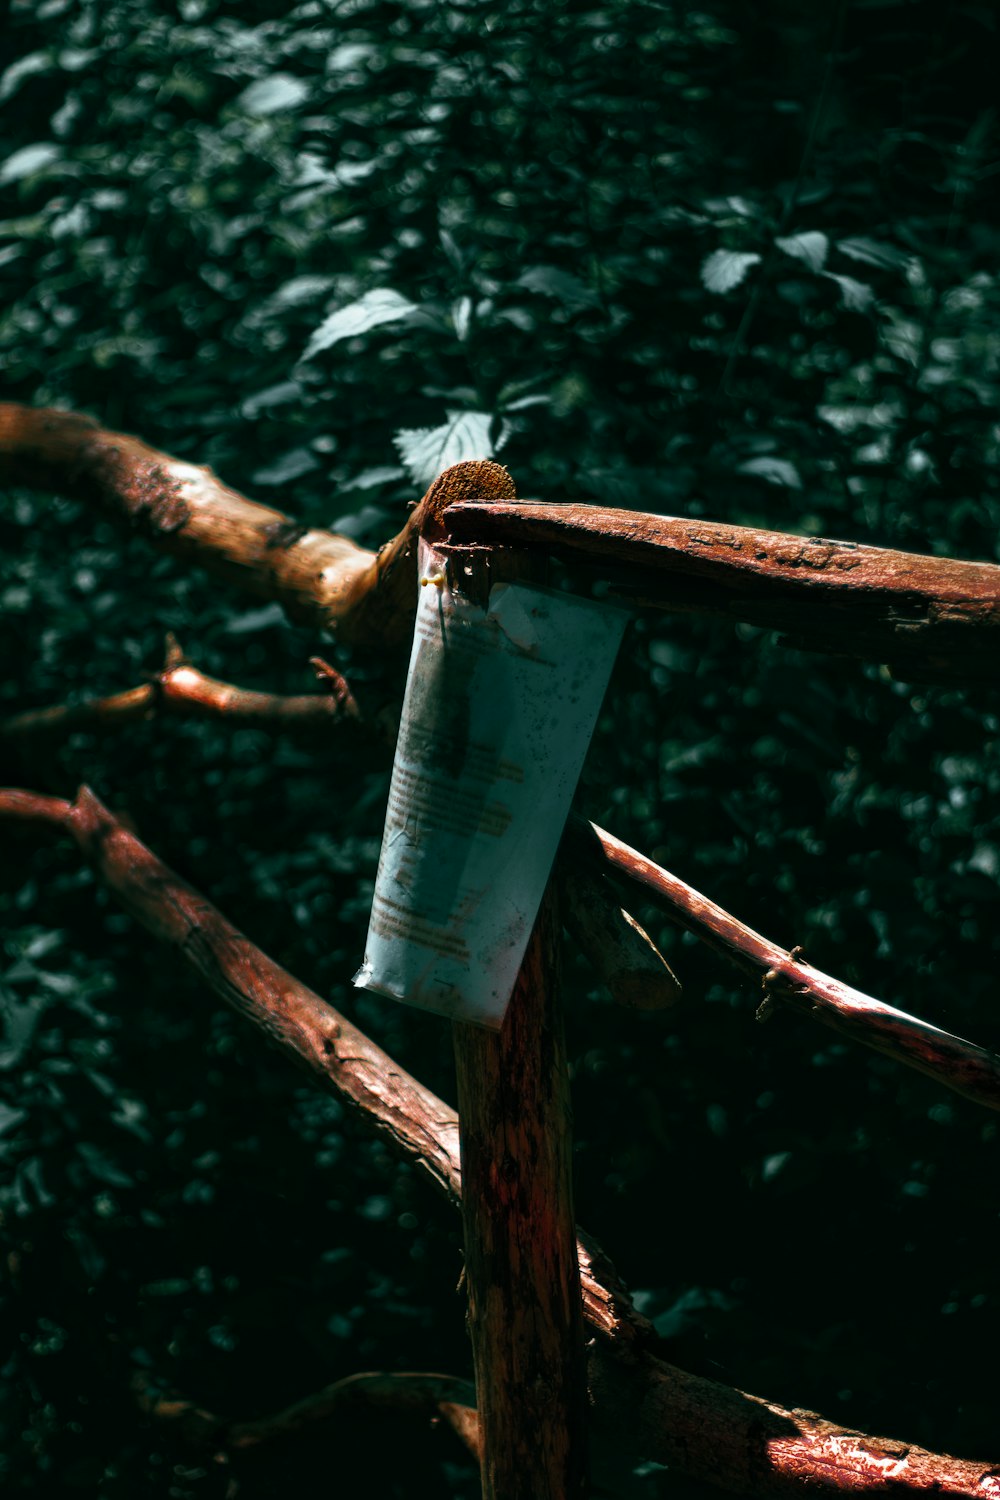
[2, 785, 997, 1495]
[577, 818, 1000, 1111]
[0, 404, 511, 648]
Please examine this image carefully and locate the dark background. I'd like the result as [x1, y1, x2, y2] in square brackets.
[1, 1, 999, 1495]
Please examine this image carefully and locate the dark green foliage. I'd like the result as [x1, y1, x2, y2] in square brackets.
[2, 1, 1000, 1495]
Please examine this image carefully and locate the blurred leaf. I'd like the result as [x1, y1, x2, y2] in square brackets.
[235, 73, 311, 116]
[516, 265, 598, 311]
[738, 456, 802, 488]
[300, 288, 418, 363]
[838, 236, 913, 271]
[701, 249, 761, 293]
[823, 273, 876, 312]
[250, 447, 319, 486]
[775, 231, 829, 272]
[0, 142, 61, 184]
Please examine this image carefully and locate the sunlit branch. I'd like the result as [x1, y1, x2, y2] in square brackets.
[445, 500, 1000, 683]
[579, 819, 1000, 1112]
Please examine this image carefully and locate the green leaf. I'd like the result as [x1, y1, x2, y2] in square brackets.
[0, 142, 61, 185]
[775, 231, 829, 272]
[837, 236, 912, 271]
[516, 265, 597, 311]
[738, 456, 802, 488]
[822, 272, 875, 313]
[235, 73, 310, 116]
[393, 411, 499, 488]
[701, 249, 761, 294]
[300, 288, 418, 362]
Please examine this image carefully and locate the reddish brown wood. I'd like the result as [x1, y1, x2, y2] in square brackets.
[3, 785, 997, 1496]
[0, 649, 361, 742]
[453, 891, 588, 1500]
[0, 405, 518, 648]
[579, 819, 1000, 1111]
[0, 786, 638, 1342]
[588, 1342, 1000, 1499]
[445, 499, 1000, 681]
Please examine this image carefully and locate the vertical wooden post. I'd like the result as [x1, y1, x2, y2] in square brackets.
[453, 884, 588, 1500]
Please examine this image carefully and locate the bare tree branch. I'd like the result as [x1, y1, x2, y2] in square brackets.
[2, 785, 996, 1495]
[136, 1370, 481, 1461]
[6, 404, 1000, 680]
[0, 636, 363, 741]
[577, 819, 1000, 1111]
[0, 404, 513, 648]
[444, 499, 1000, 683]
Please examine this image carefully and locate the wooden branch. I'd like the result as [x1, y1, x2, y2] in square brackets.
[7, 402, 1000, 680]
[588, 1342, 1000, 1500]
[444, 500, 1000, 682]
[454, 889, 588, 1500]
[576, 819, 1000, 1112]
[0, 641, 677, 1008]
[0, 403, 511, 647]
[0, 637, 362, 742]
[0, 786, 640, 1344]
[136, 1370, 480, 1461]
[2, 786, 996, 1496]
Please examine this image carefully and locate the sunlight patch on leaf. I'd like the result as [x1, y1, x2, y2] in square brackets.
[838, 236, 912, 271]
[251, 447, 319, 486]
[823, 273, 875, 313]
[393, 412, 502, 488]
[300, 288, 418, 363]
[701, 249, 761, 294]
[0, 142, 61, 184]
[235, 73, 311, 116]
[738, 456, 802, 489]
[775, 231, 829, 273]
[516, 265, 597, 311]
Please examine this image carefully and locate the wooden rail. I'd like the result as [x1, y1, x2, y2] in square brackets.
[2, 401, 999, 1497]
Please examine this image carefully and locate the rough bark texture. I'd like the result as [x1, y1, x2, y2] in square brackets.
[0, 404, 516, 647]
[577, 819, 1000, 1112]
[453, 891, 588, 1500]
[2, 786, 997, 1496]
[444, 499, 1000, 682]
[0, 637, 362, 740]
[0, 787, 640, 1343]
[7, 402, 1000, 679]
[588, 1343, 1000, 1499]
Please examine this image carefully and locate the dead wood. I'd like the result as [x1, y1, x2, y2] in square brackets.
[444, 499, 1000, 682]
[6, 403, 1000, 681]
[454, 888, 588, 1500]
[0, 403, 514, 648]
[135, 1369, 480, 1461]
[0, 636, 362, 741]
[2, 785, 996, 1496]
[577, 819, 1000, 1112]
